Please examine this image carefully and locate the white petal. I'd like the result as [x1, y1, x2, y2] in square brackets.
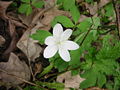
[58, 48, 70, 62]
[43, 45, 58, 58]
[53, 23, 63, 37]
[63, 41, 79, 50]
[60, 29, 72, 41]
[45, 36, 55, 45]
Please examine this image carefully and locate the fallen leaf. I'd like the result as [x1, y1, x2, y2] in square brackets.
[44, 0, 56, 9]
[98, 0, 111, 8]
[0, 1, 12, 20]
[85, 2, 98, 15]
[17, 22, 42, 62]
[18, 9, 42, 26]
[40, 7, 70, 30]
[85, 87, 108, 90]
[34, 63, 42, 76]
[3, 20, 18, 56]
[56, 71, 85, 89]
[0, 53, 31, 85]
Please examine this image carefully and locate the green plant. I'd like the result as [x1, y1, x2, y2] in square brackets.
[30, 0, 120, 89]
[18, 0, 44, 16]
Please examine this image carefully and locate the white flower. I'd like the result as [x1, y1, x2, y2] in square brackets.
[43, 23, 79, 62]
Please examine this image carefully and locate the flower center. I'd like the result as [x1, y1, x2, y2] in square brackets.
[56, 41, 62, 45]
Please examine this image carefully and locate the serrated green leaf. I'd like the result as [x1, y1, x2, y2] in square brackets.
[30, 30, 52, 45]
[51, 16, 74, 28]
[97, 73, 106, 88]
[104, 3, 114, 17]
[80, 69, 97, 89]
[32, 1, 44, 8]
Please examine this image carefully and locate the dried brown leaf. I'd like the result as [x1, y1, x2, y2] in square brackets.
[40, 7, 70, 30]
[0, 1, 12, 19]
[44, 0, 55, 9]
[56, 71, 85, 89]
[0, 53, 31, 85]
[85, 87, 108, 90]
[18, 9, 42, 26]
[34, 63, 42, 76]
[98, 0, 111, 8]
[17, 22, 42, 62]
[85, 2, 98, 15]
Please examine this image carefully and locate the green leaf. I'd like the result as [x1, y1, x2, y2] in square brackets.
[70, 5, 80, 23]
[80, 69, 97, 89]
[54, 58, 69, 72]
[18, 4, 29, 13]
[86, 17, 100, 29]
[97, 73, 106, 88]
[51, 16, 74, 28]
[18, 4, 32, 16]
[77, 19, 92, 33]
[36, 81, 64, 89]
[57, 0, 64, 4]
[32, 1, 44, 8]
[30, 30, 52, 45]
[71, 69, 79, 76]
[21, 0, 30, 3]
[38, 62, 54, 77]
[104, 3, 114, 17]
[26, 5, 32, 16]
[63, 0, 75, 10]
[85, 0, 94, 3]
[69, 48, 81, 65]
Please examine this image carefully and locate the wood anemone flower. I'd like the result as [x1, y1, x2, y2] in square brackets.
[43, 23, 79, 62]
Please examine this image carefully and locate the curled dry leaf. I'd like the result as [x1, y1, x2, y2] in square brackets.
[56, 71, 85, 89]
[0, 53, 31, 85]
[17, 22, 42, 62]
[0, 1, 12, 20]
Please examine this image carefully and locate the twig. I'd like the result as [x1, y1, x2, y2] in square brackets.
[112, 0, 120, 38]
[0, 68, 47, 90]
